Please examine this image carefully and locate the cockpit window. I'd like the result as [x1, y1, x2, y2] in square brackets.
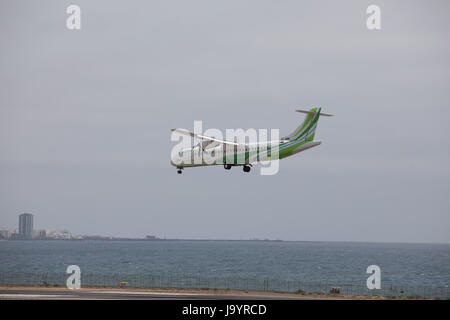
[201, 141, 213, 149]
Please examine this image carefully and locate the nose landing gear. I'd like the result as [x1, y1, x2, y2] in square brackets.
[243, 165, 251, 173]
[177, 168, 183, 174]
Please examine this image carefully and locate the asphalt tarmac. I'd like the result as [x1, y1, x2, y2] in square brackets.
[0, 287, 315, 300]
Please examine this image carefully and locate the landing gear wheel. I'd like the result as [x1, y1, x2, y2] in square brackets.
[243, 165, 251, 173]
[177, 169, 183, 174]
[224, 164, 232, 170]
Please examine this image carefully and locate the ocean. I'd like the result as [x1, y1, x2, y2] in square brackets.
[1, 240, 449, 296]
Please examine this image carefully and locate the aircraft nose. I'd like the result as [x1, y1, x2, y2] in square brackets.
[170, 153, 181, 167]
[170, 153, 178, 166]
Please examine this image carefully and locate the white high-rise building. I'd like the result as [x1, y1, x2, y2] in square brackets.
[19, 213, 33, 240]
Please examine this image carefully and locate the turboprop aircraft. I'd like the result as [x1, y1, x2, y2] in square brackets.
[170, 107, 332, 174]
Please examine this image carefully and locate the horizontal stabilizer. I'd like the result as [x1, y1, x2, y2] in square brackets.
[296, 109, 333, 117]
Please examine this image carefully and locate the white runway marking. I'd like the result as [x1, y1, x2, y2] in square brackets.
[90, 290, 211, 296]
[0, 294, 66, 299]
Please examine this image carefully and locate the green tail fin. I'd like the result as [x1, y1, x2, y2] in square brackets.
[284, 107, 321, 141]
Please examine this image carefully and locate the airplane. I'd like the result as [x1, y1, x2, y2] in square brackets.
[170, 107, 333, 174]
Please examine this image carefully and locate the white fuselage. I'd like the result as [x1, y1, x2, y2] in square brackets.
[171, 140, 282, 168]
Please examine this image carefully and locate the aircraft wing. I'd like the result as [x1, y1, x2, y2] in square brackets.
[171, 128, 239, 146]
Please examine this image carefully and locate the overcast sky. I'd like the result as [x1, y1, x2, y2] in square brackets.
[1, 0, 449, 243]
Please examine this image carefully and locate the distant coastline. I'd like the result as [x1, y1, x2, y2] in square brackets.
[0, 237, 283, 242]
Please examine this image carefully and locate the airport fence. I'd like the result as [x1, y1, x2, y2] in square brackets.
[0, 272, 449, 298]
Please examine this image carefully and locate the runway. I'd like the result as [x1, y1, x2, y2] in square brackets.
[0, 287, 316, 300]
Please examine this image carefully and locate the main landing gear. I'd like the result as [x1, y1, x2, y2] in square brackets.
[224, 164, 251, 173]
